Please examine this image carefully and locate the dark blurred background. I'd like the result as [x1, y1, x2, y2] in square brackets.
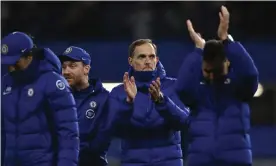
[1, 1, 276, 166]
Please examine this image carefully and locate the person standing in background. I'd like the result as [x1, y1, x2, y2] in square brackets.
[109, 39, 190, 166]
[59, 46, 111, 166]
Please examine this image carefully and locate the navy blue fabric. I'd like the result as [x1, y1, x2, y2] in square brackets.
[73, 78, 110, 166]
[175, 41, 259, 165]
[1, 48, 79, 166]
[59, 46, 91, 65]
[109, 62, 190, 166]
[1, 32, 34, 65]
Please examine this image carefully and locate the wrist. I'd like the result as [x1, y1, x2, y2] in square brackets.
[222, 34, 234, 45]
[155, 92, 165, 104]
[195, 44, 204, 50]
[126, 97, 133, 103]
[220, 34, 228, 41]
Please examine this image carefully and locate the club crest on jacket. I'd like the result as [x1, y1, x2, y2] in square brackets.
[85, 109, 95, 119]
[90, 101, 97, 108]
[28, 88, 34, 97]
[56, 80, 65, 90]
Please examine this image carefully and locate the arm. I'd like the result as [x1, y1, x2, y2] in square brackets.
[155, 92, 190, 130]
[106, 89, 133, 138]
[45, 74, 79, 166]
[175, 48, 202, 105]
[1, 110, 5, 166]
[224, 37, 259, 100]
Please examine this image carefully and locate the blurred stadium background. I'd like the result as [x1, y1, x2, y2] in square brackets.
[1, 1, 276, 166]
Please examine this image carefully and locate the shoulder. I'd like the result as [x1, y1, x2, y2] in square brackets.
[110, 84, 124, 96]
[162, 76, 177, 82]
[100, 86, 110, 96]
[2, 73, 12, 92]
[94, 88, 110, 104]
[41, 71, 71, 94]
[2, 73, 12, 84]
[161, 76, 177, 87]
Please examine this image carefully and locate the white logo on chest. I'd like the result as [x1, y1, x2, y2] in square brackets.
[224, 78, 231, 84]
[28, 88, 34, 97]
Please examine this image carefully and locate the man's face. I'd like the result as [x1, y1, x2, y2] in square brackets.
[62, 61, 90, 87]
[128, 43, 159, 71]
[9, 55, 33, 72]
[202, 60, 230, 82]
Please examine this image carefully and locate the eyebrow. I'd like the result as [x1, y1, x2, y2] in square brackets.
[137, 54, 156, 57]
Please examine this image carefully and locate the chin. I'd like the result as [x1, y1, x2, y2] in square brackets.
[66, 79, 73, 85]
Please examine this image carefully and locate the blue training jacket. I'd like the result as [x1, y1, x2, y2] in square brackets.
[1, 48, 79, 166]
[73, 78, 110, 166]
[175, 40, 259, 165]
[109, 62, 190, 166]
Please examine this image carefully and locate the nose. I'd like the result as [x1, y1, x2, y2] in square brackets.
[8, 65, 16, 72]
[62, 66, 70, 75]
[145, 57, 151, 65]
[209, 73, 214, 80]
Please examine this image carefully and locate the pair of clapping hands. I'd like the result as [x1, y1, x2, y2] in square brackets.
[123, 72, 162, 103]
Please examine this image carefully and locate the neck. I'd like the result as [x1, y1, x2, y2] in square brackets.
[132, 69, 157, 83]
[74, 77, 90, 91]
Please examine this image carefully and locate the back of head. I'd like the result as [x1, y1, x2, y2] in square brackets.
[203, 39, 226, 64]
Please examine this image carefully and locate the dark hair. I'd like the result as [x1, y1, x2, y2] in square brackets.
[203, 39, 226, 65]
[128, 39, 157, 57]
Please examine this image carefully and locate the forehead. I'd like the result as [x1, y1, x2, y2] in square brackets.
[16, 56, 28, 63]
[62, 60, 82, 66]
[202, 61, 214, 69]
[133, 43, 156, 57]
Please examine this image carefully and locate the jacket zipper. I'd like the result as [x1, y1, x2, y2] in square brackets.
[15, 87, 22, 163]
[212, 85, 219, 140]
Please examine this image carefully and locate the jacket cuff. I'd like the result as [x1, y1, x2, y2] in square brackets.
[222, 34, 235, 46]
[194, 47, 203, 55]
[122, 98, 133, 109]
[155, 95, 169, 111]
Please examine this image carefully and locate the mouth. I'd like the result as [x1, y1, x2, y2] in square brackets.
[65, 77, 73, 81]
[143, 67, 153, 71]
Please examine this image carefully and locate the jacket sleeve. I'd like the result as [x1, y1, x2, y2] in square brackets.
[175, 48, 202, 106]
[1, 110, 5, 166]
[109, 93, 133, 137]
[1, 76, 7, 166]
[224, 39, 259, 100]
[155, 92, 190, 130]
[45, 73, 79, 166]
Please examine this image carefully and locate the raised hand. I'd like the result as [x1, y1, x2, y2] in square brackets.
[123, 72, 137, 103]
[149, 77, 162, 102]
[186, 19, 205, 49]
[218, 5, 230, 40]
